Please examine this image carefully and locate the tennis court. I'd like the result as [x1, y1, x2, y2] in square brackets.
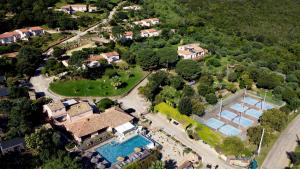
[233, 116, 253, 127]
[255, 102, 273, 110]
[220, 110, 238, 121]
[245, 109, 263, 119]
[243, 97, 259, 105]
[230, 103, 248, 112]
[206, 118, 224, 130]
[218, 124, 241, 136]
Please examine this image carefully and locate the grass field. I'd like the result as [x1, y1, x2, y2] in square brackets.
[50, 67, 145, 97]
[154, 102, 223, 147]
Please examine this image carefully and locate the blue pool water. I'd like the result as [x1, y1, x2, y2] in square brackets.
[96, 135, 152, 164]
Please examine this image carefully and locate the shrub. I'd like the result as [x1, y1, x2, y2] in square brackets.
[96, 98, 115, 112]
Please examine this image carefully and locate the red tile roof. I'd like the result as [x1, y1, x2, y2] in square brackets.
[102, 51, 119, 58]
[31, 26, 43, 31]
[0, 32, 19, 39]
[124, 31, 133, 36]
[16, 28, 30, 33]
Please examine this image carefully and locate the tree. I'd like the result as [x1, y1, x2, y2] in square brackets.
[136, 48, 159, 70]
[69, 51, 89, 66]
[182, 85, 195, 97]
[206, 58, 221, 67]
[178, 97, 193, 116]
[157, 86, 181, 106]
[111, 76, 123, 89]
[239, 73, 253, 89]
[197, 83, 215, 96]
[191, 99, 205, 116]
[25, 127, 62, 156]
[256, 72, 284, 89]
[157, 47, 178, 68]
[175, 60, 201, 80]
[221, 137, 248, 156]
[228, 71, 238, 82]
[96, 98, 115, 112]
[43, 152, 80, 169]
[149, 161, 165, 169]
[247, 126, 272, 146]
[260, 109, 288, 131]
[16, 46, 42, 76]
[148, 71, 169, 87]
[7, 98, 39, 138]
[52, 46, 66, 58]
[169, 76, 184, 90]
[205, 93, 218, 104]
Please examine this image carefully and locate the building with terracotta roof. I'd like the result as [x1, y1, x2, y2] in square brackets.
[100, 51, 120, 63]
[177, 43, 208, 60]
[61, 4, 97, 14]
[140, 29, 160, 37]
[122, 31, 133, 40]
[30, 26, 45, 36]
[134, 18, 160, 27]
[43, 100, 67, 119]
[15, 28, 31, 39]
[0, 26, 44, 44]
[0, 32, 21, 44]
[66, 102, 93, 121]
[64, 107, 135, 142]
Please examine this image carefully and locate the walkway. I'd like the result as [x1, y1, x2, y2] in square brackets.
[146, 113, 238, 169]
[261, 114, 300, 169]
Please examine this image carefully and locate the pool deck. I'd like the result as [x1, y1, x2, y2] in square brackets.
[83, 133, 154, 169]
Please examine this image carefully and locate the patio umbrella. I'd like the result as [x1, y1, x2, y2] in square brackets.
[134, 147, 141, 153]
[96, 163, 106, 169]
[91, 156, 98, 163]
[117, 156, 125, 162]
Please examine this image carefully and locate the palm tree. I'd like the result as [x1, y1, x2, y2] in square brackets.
[149, 161, 166, 169]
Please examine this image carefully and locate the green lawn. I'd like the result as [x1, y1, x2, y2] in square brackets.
[50, 67, 145, 97]
[154, 102, 223, 147]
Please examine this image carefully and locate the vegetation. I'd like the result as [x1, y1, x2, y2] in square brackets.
[154, 102, 223, 146]
[96, 98, 115, 112]
[220, 137, 251, 157]
[50, 67, 144, 96]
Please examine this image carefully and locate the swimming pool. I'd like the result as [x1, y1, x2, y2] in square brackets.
[96, 135, 152, 164]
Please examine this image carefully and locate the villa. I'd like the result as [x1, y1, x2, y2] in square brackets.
[44, 100, 136, 142]
[61, 4, 97, 14]
[65, 107, 135, 142]
[134, 18, 160, 27]
[100, 51, 120, 63]
[140, 29, 160, 38]
[0, 27, 45, 44]
[177, 43, 208, 60]
[122, 31, 133, 40]
[0, 32, 21, 44]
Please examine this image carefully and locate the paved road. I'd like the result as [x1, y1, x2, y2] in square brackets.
[62, 1, 125, 44]
[261, 114, 300, 169]
[30, 68, 61, 100]
[146, 113, 238, 169]
[117, 78, 150, 114]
